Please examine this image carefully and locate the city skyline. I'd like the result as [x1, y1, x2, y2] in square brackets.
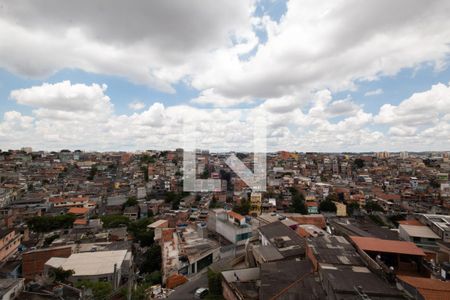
[1, 1, 450, 151]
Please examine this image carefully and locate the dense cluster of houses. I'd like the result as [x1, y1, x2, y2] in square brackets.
[0, 148, 449, 299]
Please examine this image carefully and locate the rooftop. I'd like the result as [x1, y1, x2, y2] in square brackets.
[399, 224, 440, 239]
[398, 219, 424, 226]
[148, 219, 169, 229]
[283, 213, 327, 229]
[177, 226, 220, 261]
[45, 250, 128, 276]
[73, 218, 88, 225]
[260, 259, 325, 300]
[351, 236, 426, 256]
[398, 275, 450, 300]
[308, 235, 364, 267]
[258, 221, 306, 259]
[0, 278, 23, 297]
[420, 214, 450, 233]
[67, 207, 89, 215]
[320, 264, 404, 299]
[296, 224, 328, 237]
[227, 210, 245, 221]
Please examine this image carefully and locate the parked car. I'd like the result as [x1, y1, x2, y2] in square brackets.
[194, 287, 209, 299]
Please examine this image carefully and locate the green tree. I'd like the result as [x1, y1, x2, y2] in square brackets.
[209, 195, 219, 209]
[365, 201, 384, 212]
[52, 267, 74, 282]
[141, 166, 149, 182]
[201, 168, 210, 179]
[291, 194, 308, 214]
[144, 271, 162, 285]
[75, 280, 112, 300]
[207, 269, 222, 296]
[165, 192, 177, 203]
[141, 244, 162, 274]
[87, 165, 97, 180]
[123, 196, 138, 208]
[130, 284, 150, 300]
[429, 177, 441, 189]
[127, 218, 154, 247]
[354, 158, 364, 169]
[44, 234, 59, 247]
[100, 215, 130, 228]
[140, 155, 156, 164]
[318, 200, 337, 213]
[347, 202, 360, 216]
[165, 191, 188, 210]
[233, 199, 250, 215]
[325, 193, 339, 202]
[27, 214, 77, 233]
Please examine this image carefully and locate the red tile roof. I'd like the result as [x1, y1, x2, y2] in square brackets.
[375, 192, 401, 202]
[67, 207, 89, 215]
[227, 210, 245, 221]
[49, 197, 64, 203]
[398, 219, 424, 226]
[68, 197, 89, 202]
[288, 215, 326, 229]
[398, 276, 450, 300]
[351, 236, 426, 256]
[166, 274, 188, 289]
[73, 218, 88, 225]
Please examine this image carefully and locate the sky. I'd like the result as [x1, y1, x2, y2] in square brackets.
[0, 0, 450, 152]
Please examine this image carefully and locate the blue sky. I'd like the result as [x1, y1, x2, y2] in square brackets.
[2, 62, 450, 117]
[1, 0, 450, 151]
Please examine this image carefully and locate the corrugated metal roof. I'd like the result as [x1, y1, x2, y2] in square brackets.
[351, 236, 426, 256]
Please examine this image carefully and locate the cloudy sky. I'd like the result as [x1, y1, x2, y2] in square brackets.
[1, 0, 450, 152]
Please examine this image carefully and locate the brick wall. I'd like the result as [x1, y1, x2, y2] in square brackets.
[22, 247, 72, 280]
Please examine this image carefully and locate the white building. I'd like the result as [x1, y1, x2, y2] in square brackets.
[399, 224, 440, 247]
[418, 214, 450, 242]
[45, 250, 131, 288]
[207, 209, 252, 245]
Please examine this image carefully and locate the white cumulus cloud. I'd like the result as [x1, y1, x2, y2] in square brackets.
[128, 101, 146, 111]
[364, 88, 383, 96]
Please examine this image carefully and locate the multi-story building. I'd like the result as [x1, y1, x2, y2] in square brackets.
[207, 209, 252, 245]
[418, 214, 450, 242]
[249, 192, 262, 217]
[0, 230, 21, 262]
[49, 196, 94, 209]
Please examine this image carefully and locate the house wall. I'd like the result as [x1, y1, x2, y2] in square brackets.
[0, 231, 21, 262]
[0, 279, 24, 300]
[215, 220, 252, 245]
[334, 202, 347, 217]
[22, 247, 72, 280]
[222, 280, 239, 300]
[399, 226, 411, 242]
[69, 269, 121, 287]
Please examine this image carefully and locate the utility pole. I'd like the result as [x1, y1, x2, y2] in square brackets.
[127, 256, 134, 300]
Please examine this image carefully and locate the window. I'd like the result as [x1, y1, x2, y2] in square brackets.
[236, 232, 252, 242]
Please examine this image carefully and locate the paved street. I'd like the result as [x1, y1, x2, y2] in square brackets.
[167, 271, 208, 300]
